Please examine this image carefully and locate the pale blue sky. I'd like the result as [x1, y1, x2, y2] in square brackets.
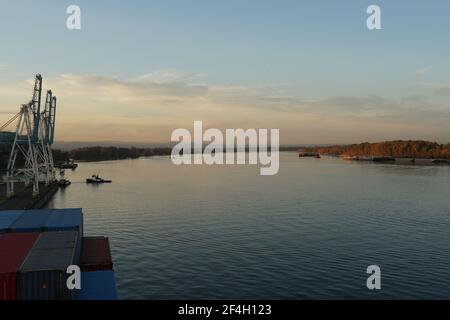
[0, 0, 449, 143]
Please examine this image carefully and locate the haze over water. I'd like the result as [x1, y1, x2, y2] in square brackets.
[47, 153, 450, 299]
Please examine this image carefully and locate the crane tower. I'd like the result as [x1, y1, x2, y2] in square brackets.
[0, 74, 58, 197]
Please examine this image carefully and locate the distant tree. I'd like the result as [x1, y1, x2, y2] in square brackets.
[306, 140, 450, 159]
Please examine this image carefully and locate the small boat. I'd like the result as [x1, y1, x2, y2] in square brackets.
[358, 156, 373, 161]
[342, 155, 359, 161]
[86, 174, 112, 184]
[58, 178, 71, 187]
[55, 159, 78, 169]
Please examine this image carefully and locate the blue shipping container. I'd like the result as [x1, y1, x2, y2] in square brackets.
[46, 208, 83, 235]
[0, 211, 24, 233]
[8, 208, 83, 232]
[74, 271, 118, 300]
[18, 231, 79, 300]
[9, 210, 54, 233]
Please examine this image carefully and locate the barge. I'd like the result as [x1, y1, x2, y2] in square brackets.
[341, 155, 396, 162]
[298, 151, 321, 158]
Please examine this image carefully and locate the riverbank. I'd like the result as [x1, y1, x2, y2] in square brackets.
[52, 146, 172, 163]
[303, 140, 450, 160]
[339, 157, 450, 166]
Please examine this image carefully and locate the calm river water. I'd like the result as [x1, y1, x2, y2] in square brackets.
[46, 152, 450, 299]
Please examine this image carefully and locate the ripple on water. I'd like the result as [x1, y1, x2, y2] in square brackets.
[46, 155, 450, 299]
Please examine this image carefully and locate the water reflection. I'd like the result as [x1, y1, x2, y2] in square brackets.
[46, 153, 450, 299]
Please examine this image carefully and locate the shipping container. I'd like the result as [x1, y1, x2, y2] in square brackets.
[0, 232, 40, 300]
[8, 208, 83, 234]
[46, 208, 83, 262]
[74, 271, 118, 300]
[9, 209, 54, 233]
[80, 237, 113, 272]
[46, 208, 83, 234]
[0, 210, 24, 233]
[17, 231, 79, 300]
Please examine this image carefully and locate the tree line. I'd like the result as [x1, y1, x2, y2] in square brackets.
[2, 140, 449, 169]
[53, 146, 172, 162]
[305, 140, 450, 159]
[0, 145, 173, 171]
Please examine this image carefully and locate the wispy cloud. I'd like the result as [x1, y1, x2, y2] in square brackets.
[130, 69, 203, 84]
[414, 67, 450, 95]
[1, 72, 449, 143]
[0, 63, 11, 71]
[415, 67, 431, 79]
[422, 82, 450, 94]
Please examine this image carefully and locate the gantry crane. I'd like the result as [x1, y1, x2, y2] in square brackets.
[0, 74, 57, 197]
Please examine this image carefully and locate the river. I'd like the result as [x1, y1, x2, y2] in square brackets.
[46, 152, 450, 299]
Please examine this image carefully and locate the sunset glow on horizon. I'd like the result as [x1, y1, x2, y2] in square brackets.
[1, 0, 450, 144]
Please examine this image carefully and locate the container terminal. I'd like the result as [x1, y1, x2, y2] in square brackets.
[0, 75, 117, 300]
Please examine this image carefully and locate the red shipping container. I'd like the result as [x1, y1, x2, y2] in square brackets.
[0, 232, 40, 300]
[80, 237, 113, 272]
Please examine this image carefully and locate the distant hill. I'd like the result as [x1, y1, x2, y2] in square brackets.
[305, 140, 450, 159]
[53, 141, 320, 151]
[53, 141, 172, 151]
[53, 145, 304, 162]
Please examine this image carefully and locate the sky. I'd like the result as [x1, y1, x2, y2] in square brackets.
[0, 0, 450, 144]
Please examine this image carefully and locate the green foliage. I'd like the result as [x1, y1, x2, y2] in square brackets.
[53, 146, 172, 162]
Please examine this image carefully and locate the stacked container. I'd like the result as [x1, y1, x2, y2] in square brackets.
[46, 208, 83, 264]
[0, 233, 40, 300]
[46, 208, 83, 235]
[79, 237, 113, 271]
[75, 237, 118, 300]
[17, 231, 79, 300]
[0, 208, 117, 300]
[7, 208, 83, 234]
[8, 209, 54, 233]
[76, 271, 117, 300]
[5, 208, 83, 264]
[0, 210, 24, 234]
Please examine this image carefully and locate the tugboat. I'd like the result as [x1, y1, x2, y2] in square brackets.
[58, 169, 71, 188]
[86, 174, 112, 184]
[58, 179, 71, 187]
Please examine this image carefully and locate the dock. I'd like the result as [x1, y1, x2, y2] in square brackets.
[0, 182, 58, 210]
